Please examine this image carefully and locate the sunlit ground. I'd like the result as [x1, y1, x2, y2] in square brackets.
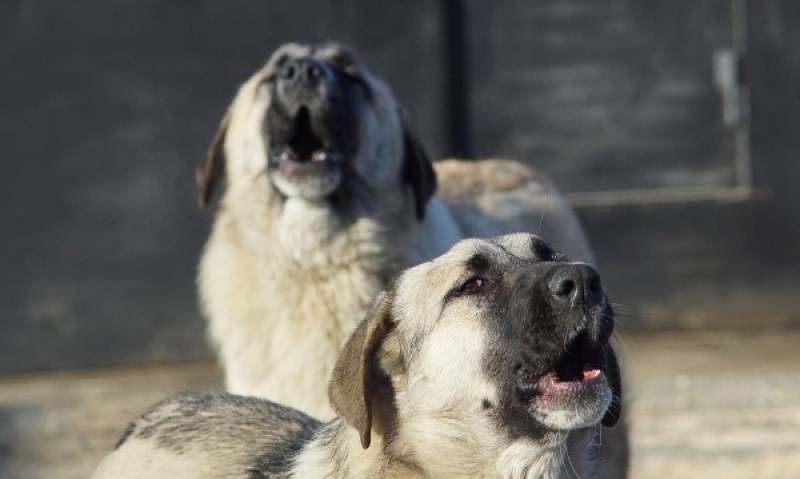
[0, 329, 798, 479]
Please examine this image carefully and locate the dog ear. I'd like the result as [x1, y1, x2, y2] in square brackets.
[401, 120, 437, 221]
[196, 111, 230, 208]
[601, 346, 623, 427]
[329, 292, 394, 449]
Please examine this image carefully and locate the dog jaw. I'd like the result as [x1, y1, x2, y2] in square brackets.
[528, 371, 613, 430]
[517, 332, 615, 431]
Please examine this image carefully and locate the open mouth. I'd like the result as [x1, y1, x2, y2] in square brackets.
[517, 330, 607, 398]
[276, 107, 334, 165]
[267, 105, 344, 199]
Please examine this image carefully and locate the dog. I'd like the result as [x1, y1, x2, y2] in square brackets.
[197, 42, 593, 414]
[94, 234, 622, 479]
[196, 43, 628, 475]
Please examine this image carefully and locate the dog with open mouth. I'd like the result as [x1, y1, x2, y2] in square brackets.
[94, 233, 622, 479]
[196, 43, 628, 476]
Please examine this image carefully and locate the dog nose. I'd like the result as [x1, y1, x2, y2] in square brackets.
[278, 58, 327, 87]
[547, 263, 604, 308]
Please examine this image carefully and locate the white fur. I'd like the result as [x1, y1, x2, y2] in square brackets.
[533, 389, 613, 432]
[93, 438, 245, 479]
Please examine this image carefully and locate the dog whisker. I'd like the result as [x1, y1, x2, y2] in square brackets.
[562, 439, 584, 479]
[536, 192, 552, 236]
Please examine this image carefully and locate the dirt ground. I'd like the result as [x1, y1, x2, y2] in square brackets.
[0, 328, 798, 479]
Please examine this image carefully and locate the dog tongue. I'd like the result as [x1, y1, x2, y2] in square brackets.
[552, 368, 601, 384]
[582, 369, 601, 381]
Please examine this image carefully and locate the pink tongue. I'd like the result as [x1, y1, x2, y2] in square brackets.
[582, 369, 601, 380]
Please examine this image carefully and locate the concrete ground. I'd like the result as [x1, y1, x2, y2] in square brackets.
[0, 329, 798, 479]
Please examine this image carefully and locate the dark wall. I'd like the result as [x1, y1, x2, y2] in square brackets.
[467, 0, 737, 193]
[575, 0, 800, 331]
[1, 0, 798, 372]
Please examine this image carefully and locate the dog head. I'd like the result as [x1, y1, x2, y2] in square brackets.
[329, 233, 621, 471]
[198, 43, 435, 220]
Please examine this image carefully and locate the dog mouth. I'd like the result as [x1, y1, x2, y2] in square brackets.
[517, 330, 608, 403]
[274, 107, 341, 166]
[268, 106, 345, 199]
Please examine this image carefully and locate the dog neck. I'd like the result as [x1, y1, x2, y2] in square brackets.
[390, 417, 596, 478]
[276, 197, 350, 266]
[276, 197, 400, 266]
[493, 431, 598, 479]
[290, 420, 421, 478]
[289, 418, 596, 478]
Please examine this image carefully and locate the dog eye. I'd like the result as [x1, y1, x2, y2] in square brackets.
[341, 63, 361, 78]
[457, 276, 486, 295]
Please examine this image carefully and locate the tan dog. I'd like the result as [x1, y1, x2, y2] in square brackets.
[197, 43, 627, 475]
[95, 234, 622, 479]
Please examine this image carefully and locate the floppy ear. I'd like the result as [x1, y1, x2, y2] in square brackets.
[328, 292, 394, 449]
[601, 346, 623, 427]
[196, 111, 230, 208]
[400, 121, 437, 221]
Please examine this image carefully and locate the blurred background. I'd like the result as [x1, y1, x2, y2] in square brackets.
[1, 0, 799, 478]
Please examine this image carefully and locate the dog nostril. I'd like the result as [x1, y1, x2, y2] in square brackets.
[281, 60, 324, 84]
[547, 264, 602, 303]
[283, 64, 297, 80]
[590, 276, 602, 295]
[305, 63, 321, 80]
[554, 279, 576, 297]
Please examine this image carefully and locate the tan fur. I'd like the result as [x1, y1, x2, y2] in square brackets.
[198, 43, 627, 476]
[94, 234, 619, 479]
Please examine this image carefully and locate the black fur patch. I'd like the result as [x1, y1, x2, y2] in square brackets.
[466, 253, 490, 273]
[529, 237, 558, 262]
[264, 50, 363, 187]
[474, 237, 612, 441]
[247, 423, 318, 477]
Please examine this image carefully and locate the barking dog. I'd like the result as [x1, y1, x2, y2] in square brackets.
[95, 234, 622, 479]
[197, 42, 592, 414]
[196, 43, 627, 475]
